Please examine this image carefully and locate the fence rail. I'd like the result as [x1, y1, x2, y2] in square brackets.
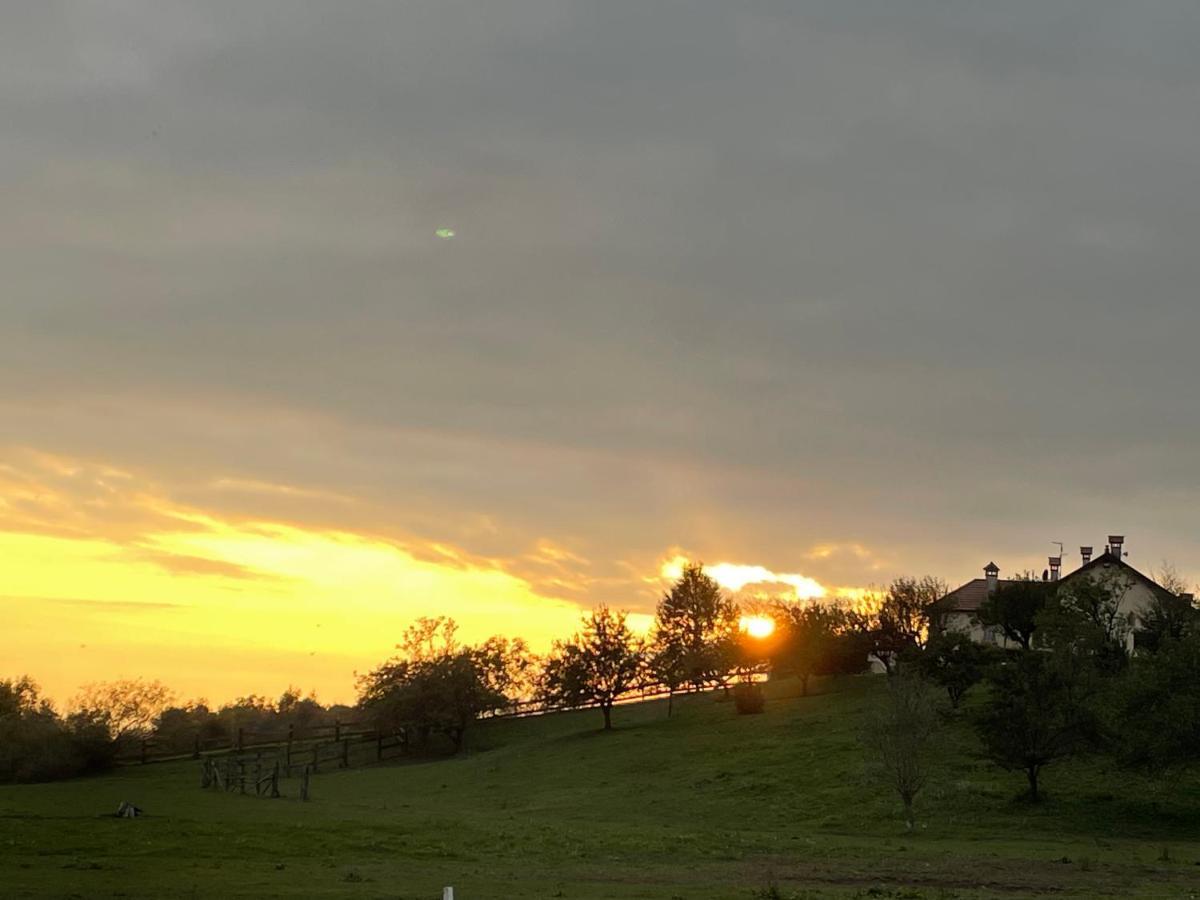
[129, 671, 766, 768]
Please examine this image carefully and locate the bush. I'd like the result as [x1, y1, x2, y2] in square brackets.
[733, 682, 765, 715]
[0, 676, 118, 783]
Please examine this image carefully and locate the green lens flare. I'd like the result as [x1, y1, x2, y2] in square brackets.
[435, 228, 456, 239]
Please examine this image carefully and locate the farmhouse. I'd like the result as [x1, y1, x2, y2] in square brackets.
[938, 535, 1181, 651]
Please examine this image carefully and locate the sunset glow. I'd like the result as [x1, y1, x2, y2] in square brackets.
[0, 451, 592, 705]
[739, 615, 776, 639]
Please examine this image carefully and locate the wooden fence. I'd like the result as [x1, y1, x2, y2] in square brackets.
[197, 728, 411, 800]
[118, 718, 379, 767]
[133, 671, 765, 770]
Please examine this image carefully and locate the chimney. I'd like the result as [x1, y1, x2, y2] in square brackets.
[1108, 535, 1125, 560]
[1048, 556, 1061, 581]
[984, 561, 1000, 594]
[1080, 546, 1093, 565]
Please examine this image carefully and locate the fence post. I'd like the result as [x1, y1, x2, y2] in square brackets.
[334, 719, 341, 742]
[271, 762, 280, 798]
[300, 765, 311, 802]
[238, 758, 246, 794]
[340, 738, 349, 769]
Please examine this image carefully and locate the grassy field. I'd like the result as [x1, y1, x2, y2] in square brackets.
[1, 676, 1198, 899]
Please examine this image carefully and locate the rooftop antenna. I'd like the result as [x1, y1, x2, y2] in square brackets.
[1051, 541, 1065, 558]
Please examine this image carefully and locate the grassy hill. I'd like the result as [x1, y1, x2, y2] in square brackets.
[1, 675, 1198, 899]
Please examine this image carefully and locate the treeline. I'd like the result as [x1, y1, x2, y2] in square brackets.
[354, 564, 924, 741]
[862, 567, 1200, 827]
[0, 679, 353, 783]
[5, 563, 1197, 794]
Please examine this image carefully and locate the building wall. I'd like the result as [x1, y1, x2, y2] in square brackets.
[944, 563, 1161, 652]
[944, 611, 1019, 648]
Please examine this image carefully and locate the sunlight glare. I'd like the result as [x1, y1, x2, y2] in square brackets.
[739, 615, 776, 639]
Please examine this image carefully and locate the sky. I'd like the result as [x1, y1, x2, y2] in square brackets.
[3, 1, 1200, 706]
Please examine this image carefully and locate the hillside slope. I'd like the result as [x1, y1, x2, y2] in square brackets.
[1, 676, 1198, 898]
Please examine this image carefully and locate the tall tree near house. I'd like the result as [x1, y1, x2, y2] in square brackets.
[860, 673, 940, 831]
[540, 606, 645, 731]
[1140, 563, 1199, 652]
[1036, 571, 1133, 675]
[973, 651, 1101, 802]
[868, 576, 949, 674]
[651, 563, 740, 692]
[975, 575, 1053, 650]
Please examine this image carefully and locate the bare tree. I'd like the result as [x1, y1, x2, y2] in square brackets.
[69, 679, 175, 748]
[861, 675, 939, 830]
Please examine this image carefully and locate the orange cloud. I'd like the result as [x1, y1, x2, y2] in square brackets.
[0, 449, 590, 706]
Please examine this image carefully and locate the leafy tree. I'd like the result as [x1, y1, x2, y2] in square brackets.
[771, 603, 841, 696]
[472, 635, 536, 706]
[1109, 629, 1200, 773]
[916, 630, 992, 709]
[975, 576, 1052, 650]
[867, 576, 948, 674]
[0, 676, 118, 782]
[651, 563, 740, 691]
[153, 700, 224, 758]
[541, 605, 644, 730]
[276, 686, 325, 732]
[357, 618, 525, 753]
[0, 676, 50, 719]
[973, 652, 1100, 801]
[861, 674, 940, 830]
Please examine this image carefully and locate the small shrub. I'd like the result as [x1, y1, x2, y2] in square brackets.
[733, 683, 765, 715]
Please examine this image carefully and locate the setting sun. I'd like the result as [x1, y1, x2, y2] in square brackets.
[739, 615, 776, 639]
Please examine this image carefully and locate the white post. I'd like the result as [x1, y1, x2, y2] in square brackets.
[442, 889, 454, 900]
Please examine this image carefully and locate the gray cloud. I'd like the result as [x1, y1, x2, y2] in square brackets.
[3, 1, 1200, 594]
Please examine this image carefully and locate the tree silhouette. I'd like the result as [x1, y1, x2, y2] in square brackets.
[651, 563, 740, 692]
[541, 606, 644, 730]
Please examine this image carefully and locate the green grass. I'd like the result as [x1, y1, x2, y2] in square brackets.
[2, 676, 1198, 899]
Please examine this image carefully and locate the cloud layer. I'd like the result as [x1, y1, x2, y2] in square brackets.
[3, 2, 1200, 697]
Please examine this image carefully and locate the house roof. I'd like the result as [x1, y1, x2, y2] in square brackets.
[939, 579, 1023, 614]
[1066, 551, 1177, 603]
[939, 550, 1176, 615]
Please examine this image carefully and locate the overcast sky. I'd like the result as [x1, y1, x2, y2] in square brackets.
[3, 2, 1199, 697]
